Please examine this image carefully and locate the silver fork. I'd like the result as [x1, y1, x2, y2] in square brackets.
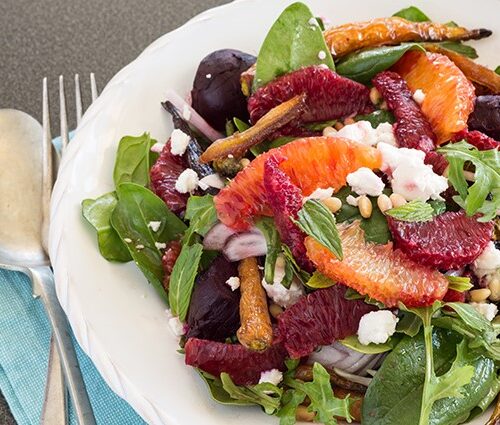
[40, 74, 98, 425]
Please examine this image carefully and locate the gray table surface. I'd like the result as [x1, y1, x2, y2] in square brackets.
[0, 0, 229, 423]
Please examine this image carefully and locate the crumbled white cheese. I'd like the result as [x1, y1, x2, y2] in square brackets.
[413, 89, 426, 105]
[175, 169, 199, 194]
[124, 238, 132, 243]
[473, 242, 500, 278]
[155, 242, 167, 250]
[357, 310, 399, 345]
[135, 244, 144, 250]
[164, 309, 186, 336]
[318, 50, 327, 60]
[346, 167, 385, 197]
[470, 302, 498, 322]
[308, 17, 319, 26]
[303, 187, 335, 202]
[148, 221, 161, 232]
[376, 122, 397, 146]
[182, 105, 191, 121]
[259, 369, 283, 386]
[198, 173, 226, 190]
[170, 129, 190, 156]
[377, 143, 425, 174]
[206, 73, 212, 79]
[151, 142, 166, 153]
[346, 195, 359, 207]
[225, 276, 241, 291]
[337, 120, 397, 147]
[262, 277, 304, 308]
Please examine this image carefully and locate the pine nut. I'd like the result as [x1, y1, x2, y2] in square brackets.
[269, 303, 284, 319]
[377, 194, 392, 213]
[334, 121, 344, 130]
[358, 195, 372, 218]
[470, 288, 491, 303]
[239, 158, 251, 167]
[296, 405, 315, 422]
[380, 100, 388, 110]
[370, 87, 381, 105]
[390, 193, 407, 208]
[322, 197, 342, 213]
[322, 126, 337, 137]
[343, 117, 355, 125]
[488, 277, 500, 302]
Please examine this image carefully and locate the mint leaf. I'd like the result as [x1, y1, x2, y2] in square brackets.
[429, 200, 446, 215]
[169, 243, 203, 320]
[183, 195, 218, 244]
[277, 389, 306, 425]
[294, 200, 343, 260]
[256, 217, 281, 284]
[253, 2, 334, 90]
[282, 244, 311, 284]
[446, 276, 473, 292]
[438, 141, 500, 220]
[392, 6, 430, 22]
[306, 271, 336, 289]
[386, 200, 435, 222]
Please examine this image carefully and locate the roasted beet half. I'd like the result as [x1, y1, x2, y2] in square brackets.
[191, 49, 256, 132]
[468, 95, 500, 140]
[186, 255, 240, 342]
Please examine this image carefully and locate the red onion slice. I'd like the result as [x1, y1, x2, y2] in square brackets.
[203, 222, 237, 251]
[164, 90, 224, 142]
[223, 230, 267, 261]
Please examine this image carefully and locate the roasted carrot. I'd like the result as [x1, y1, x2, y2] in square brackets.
[237, 257, 273, 351]
[200, 94, 305, 163]
[324, 17, 491, 58]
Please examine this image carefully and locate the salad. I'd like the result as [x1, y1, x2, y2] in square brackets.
[82, 3, 500, 424]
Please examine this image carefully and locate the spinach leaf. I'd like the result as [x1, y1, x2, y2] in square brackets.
[305, 271, 335, 289]
[354, 110, 395, 128]
[113, 133, 157, 187]
[250, 136, 296, 156]
[255, 217, 281, 284]
[392, 6, 430, 22]
[294, 200, 343, 260]
[253, 2, 334, 90]
[336, 43, 425, 84]
[335, 186, 391, 244]
[437, 41, 478, 59]
[82, 192, 132, 262]
[220, 372, 283, 414]
[169, 243, 203, 320]
[438, 141, 500, 221]
[110, 183, 187, 301]
[277, 389, 306, 425]
[340, 334, 397, 354]
[386, 200, 435, 222]
[446, 276, 473, 292]
[183, 194, 218, 244]
[305, 120, 337, 131]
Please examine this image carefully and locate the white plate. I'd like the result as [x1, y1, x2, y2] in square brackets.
[50, 0, 500, 423]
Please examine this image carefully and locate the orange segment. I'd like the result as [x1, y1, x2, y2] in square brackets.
[392, 50, 475, 144]
[305, 221, 448, 307]
[214, 137, 381, 231]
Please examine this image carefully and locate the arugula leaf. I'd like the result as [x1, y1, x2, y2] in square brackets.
[169, 243, 203, 320]
[335, 187, 391, 244]
[294, 200, 343, 260]
[396, 311, 422, 337]
[438, 141, 500, 221]
[220, 373, 283, 415]
[255, 217, 281, 284]
[277, 389, 306, 425]
[446, 275, 473, 292]
[110, 183, 187, 301]
[344, 288, 386, 309]
[305, 271, 336, 289]
[386, 200, 435, 222]
[437, 41, 478, 59]
[354, 110, 395, 128]
[233, 117, 250, 133]
[113, 133, 157, 187]
[183, 195, 218, 244]
[477, 374, 500, 412]
[82, 192, 132, 262]
[250, 136, 296, 156]
[340, 334, 397, 354]
[336, 43, 425, 84]
[197, 371, 246, 405]
[392, 6, 430, 22]
[285, 363, 354, 424]
[253, 2, 334, 90]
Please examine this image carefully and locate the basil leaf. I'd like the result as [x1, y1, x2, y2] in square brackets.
[82, 192, 132, 262]
[336, 43, 425, 84]
[386, 200, 435, 222]
[446, 276, 473, 292]
[294, 200, 343, 260]
[305, 271, 335, 289]
[438, 141, 500, 220]
[253, 2, 334, 90]
[340, 334, 397, 354]
[169, 242, 203, 320]
[183, 195, 218, 244]
[255, 217, 281, 284]
[250, 136, 296, 156]
[354, 110, 395, 128]
[113, 133, 157, 187]
[392, 6, 430, 22]
[277, 389, 306, 425]
[110, 183, 187, 301]
[437, 41, 478, 59]
[220, 373, 283, 415]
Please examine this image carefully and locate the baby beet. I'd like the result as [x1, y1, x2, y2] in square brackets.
[191, 49, 256, 132]
[186, 255, 240, 342]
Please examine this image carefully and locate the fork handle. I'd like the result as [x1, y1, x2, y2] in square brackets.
[30, 265, 96, 425]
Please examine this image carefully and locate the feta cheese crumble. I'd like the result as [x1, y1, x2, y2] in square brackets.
[259, 369, 283, 386]
[155, 242, 167, 250]
[318, 50, 327, 60]
[357, 310, 399, 345]
[262, 258, 304, 308]
[413, 89, 426, 105]
[303, 187, 335, 202]
[473, 241, 500, 278]
[165, 309, 186, 336]
[148, 221, 161, 232]
[175, 169, 199, 194]
[198, 173, 226, 190]
[346, 167, 385, 197]
[225, 276, 241, 291]
[336, 120, 397, 147]
[170, 129, 190, 156]
[469, 302, 498, 321]
[206, 73, 212, 79]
